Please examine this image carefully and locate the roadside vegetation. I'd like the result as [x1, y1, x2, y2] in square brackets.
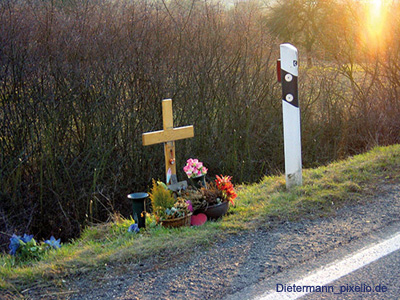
[1, 0, 400, 247]
[1, 144, 399, 295]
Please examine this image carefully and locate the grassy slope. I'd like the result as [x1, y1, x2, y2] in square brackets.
[1, 144, 400, 293]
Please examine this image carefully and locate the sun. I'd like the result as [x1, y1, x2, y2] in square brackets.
[368, 0, 383, 21]
[371, 0, 382, 10]
[363, 0, 388, 52]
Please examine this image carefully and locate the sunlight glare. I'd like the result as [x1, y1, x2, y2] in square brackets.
[363, 0, 388, 53]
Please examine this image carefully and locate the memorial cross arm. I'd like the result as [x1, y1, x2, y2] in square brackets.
[142, 125, 194, 146]
[141, 99, 194, 185]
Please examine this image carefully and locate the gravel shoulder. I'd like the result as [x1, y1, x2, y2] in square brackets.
[24, 184, 400, 299]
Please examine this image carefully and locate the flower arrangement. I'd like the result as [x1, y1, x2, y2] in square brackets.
[215, 175, 237, 205]
[183, 158, 208, 179]
[183, 189, 207, 212]
[9, 234, 61, 261]
[183, 175, 237, 211]
[165, 198, 190, 219]
[149, 180, 190, 222]
[201, 183, 224, 206]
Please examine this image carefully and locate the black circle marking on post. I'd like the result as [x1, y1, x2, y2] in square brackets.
[281, 69, 298, 108]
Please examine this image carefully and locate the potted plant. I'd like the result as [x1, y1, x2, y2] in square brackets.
[183, 158, 208, 189]
[214, 175, 237, 206]
[183, 188, 207, 213]
[149, 180, 192, 228]
[202, 175, 237, 219]
[183, 175, 237, 220]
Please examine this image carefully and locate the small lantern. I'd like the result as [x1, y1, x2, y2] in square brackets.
[127, 192, 148, 228]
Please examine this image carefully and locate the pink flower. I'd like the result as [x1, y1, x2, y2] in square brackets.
[186, 200, 193, 212]
[183, 158, 207, 178]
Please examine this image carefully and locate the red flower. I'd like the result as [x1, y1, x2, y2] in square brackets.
[215, 175, 237, 206]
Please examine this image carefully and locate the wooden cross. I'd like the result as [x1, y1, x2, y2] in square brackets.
[142, 99, 194, 185]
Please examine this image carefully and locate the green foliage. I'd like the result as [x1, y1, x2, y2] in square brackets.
[14, 239, 45, 263]
[145, 213, 158, 229]
[1, 0, 400, 247]
[1, 145, 399, 294]
[81, 215, 140, 242]
[149, 180, 176, 220]
[233, 144, 400, 225]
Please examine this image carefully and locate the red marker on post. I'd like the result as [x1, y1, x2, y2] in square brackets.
[277, 59, 281, 83]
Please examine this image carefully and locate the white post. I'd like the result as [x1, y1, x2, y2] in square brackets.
[280, 43, 302, 188]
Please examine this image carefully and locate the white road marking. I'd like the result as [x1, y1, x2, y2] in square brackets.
[256, 231, 400, 300]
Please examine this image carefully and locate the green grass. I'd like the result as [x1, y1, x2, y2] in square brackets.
[1, 144, 400, 294]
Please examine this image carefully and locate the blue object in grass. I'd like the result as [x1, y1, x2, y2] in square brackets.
[9, 234, 22, 255]
[128, 223, 140, 233]
[45, 236, 62, 249]
[9, 234, 34, 255]
[21, 234, 33, 243]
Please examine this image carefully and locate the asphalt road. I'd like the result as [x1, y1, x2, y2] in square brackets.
[302, 249, 400, 299]
[226, 225, 400, 300]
